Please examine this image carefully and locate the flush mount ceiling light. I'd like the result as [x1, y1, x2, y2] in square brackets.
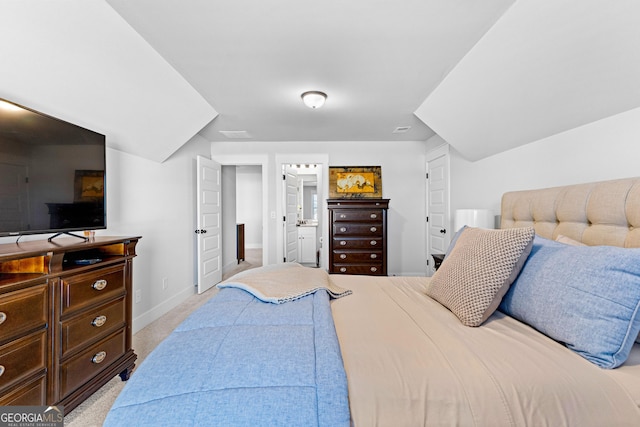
[301, 91, 327, 109]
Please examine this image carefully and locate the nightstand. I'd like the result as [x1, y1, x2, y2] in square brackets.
[432, 253, 445, 271]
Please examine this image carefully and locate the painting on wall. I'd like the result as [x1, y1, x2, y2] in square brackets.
[74, 170, 104, 202]
[328, 166, 382, 199]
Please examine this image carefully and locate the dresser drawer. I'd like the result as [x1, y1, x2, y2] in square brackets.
[61, 264, 126, 316]
[0, 330, 47, 392]
[333, 223, 382, 236]
[333, 237, 383, 249]
[0, 284, 47, 343]
[332, 264, 384, 275]
[60, 328, 126, 398]
[333, 209, 384, 222]
[0, 374, 46, 406]
[61, 297, 126, 358]
[332, 251, 382, 263]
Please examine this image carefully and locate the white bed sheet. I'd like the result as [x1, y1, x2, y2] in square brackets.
[330, 275, 640, 427]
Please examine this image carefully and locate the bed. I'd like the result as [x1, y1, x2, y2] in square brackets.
[104, 177, 640, 426]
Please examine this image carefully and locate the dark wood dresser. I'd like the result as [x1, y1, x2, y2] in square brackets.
[328, 199, 389, 276]
[0, 236, 139, 413]
[236, 223, 245, 263]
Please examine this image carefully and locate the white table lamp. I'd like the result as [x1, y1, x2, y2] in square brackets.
[454, 209, 495, 232]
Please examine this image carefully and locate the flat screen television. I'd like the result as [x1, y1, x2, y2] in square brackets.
[0, 98, 106, 240]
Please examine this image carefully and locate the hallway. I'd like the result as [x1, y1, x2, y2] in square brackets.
[222, 248, 263, 280]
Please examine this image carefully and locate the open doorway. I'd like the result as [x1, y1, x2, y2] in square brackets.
[235, 165, 263, 266]
[220, 164, 264, 276]
[275, 154, 329, 270]
[213, 154, 269, 276]
[282, 163, 321, 267]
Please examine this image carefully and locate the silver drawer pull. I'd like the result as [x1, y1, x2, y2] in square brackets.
[340, 241, 347, 246]
[370, 213, 377, 219]
[339, 267, 347, 273]
[340, 254, 347, 259]
[92, 279, 107, 291]
[370, 267, 378, 272]
[0, 312, 6, 325]
[92, 351, 107, 364]
[340, 227, 347, 232]
[370, 254, 377, 259]
[92, 315, 107, 328]
[339, 214, 347, 219]
[370, 227, 377, 232]
[0, 365, 4, 377]
[370, 240, 377, 246]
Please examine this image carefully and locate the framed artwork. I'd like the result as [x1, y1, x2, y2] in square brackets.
[328, 166, 382, 199]
[74, 170, 104, 202]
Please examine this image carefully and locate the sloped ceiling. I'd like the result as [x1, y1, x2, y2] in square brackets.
[2, 1, 637, 162]
[106, 0, 514, 144]
[415, 0, 640, 161]
[0, 1, 217, 163]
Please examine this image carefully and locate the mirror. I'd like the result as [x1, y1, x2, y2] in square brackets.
[302, 179, 317, 220]
[283, 163, 320, 225]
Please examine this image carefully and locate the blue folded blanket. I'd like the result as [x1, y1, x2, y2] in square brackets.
[104, 286, 351, 427]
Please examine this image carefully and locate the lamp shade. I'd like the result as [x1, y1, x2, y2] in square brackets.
[301, 91, 327, 109]
[454, 209, 494, 232]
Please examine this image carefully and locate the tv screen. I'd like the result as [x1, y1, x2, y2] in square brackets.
[0, 98, 106, 238]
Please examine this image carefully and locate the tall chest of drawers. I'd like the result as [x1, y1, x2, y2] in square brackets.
[0, 236, 139, 413]
[328, 199, 389, 276]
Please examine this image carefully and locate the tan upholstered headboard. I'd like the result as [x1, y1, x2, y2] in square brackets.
[500, 177, 640, 248]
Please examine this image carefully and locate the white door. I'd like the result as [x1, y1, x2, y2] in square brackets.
[196, 156, 222, 293]
[0, 163, 28, 231]
[426, 153, 450, 275]
[283, 166, 299, 262]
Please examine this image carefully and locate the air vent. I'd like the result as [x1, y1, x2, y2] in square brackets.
[392, 126, 411, 134]
[219, 130, 251, 139]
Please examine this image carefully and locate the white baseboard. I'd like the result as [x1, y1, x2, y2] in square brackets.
[132, 285, 195, 334]
[222, 260, 239, 274]
[388, 271, 428, 277]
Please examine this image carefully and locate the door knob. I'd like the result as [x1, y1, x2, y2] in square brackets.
[440, 229, 446, 234]
[195, 229, 207, 234]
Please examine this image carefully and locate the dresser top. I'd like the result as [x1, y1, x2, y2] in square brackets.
[327, 199, 389, 208]
[0, 236, 141, 260]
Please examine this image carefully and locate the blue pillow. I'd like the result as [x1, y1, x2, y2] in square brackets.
[444, 226, 467, 259]
[499, 236, 640, 368]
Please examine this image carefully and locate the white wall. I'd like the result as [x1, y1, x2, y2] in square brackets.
[440, 106, 640, 225]
[105, 134, 213, 333]
[236, 165, 263, 248]
[211, 140, 427, 276]
[6, 104, 637, 334]
[0, 136, 208, 333]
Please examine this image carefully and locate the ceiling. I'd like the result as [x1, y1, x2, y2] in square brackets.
[1, 1, 216, 163]
[416, 0, 640, 160]
[106, 0, 515, 144]
[4, 1, 638, 163]
[105, 0, 640, 160]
